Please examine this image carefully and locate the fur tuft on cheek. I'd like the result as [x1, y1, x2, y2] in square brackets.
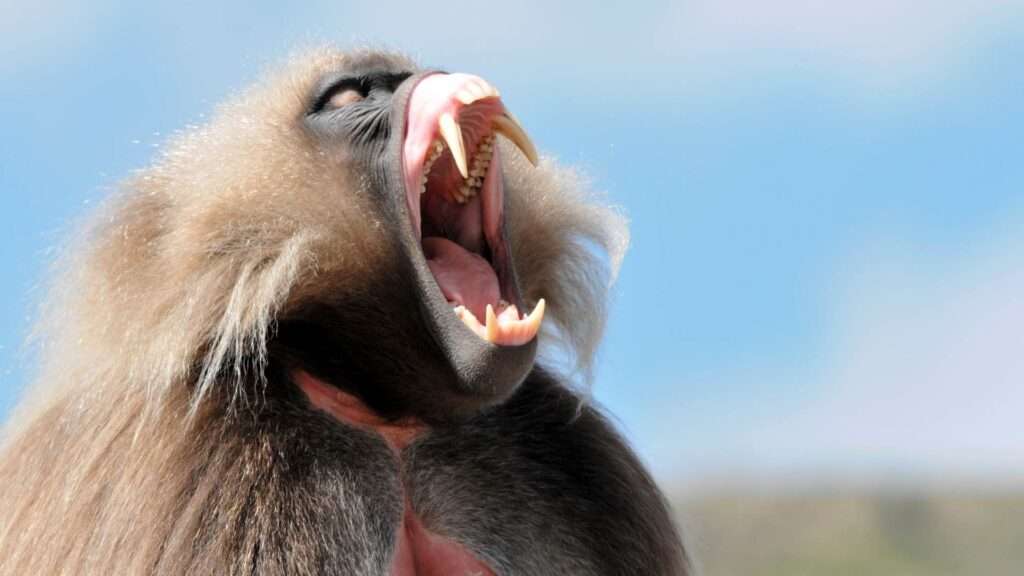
[501, 146, 629, 388]
[17, 53, 388, 422]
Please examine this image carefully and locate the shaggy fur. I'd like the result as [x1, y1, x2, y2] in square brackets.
[0, 48, 686, 575]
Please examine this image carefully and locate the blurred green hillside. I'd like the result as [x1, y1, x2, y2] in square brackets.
[673, 490, 1023, 576]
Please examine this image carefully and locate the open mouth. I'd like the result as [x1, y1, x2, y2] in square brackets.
[402, 74, 545, 346]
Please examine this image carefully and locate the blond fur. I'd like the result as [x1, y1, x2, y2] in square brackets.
[0, 47, 627, 574]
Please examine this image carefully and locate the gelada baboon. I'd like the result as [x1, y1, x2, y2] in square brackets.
[0, 48, 688, 575]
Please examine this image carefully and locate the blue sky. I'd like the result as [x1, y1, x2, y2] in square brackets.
[2, 1, 1022, 488]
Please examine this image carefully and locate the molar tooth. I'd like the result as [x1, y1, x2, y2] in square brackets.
[438, 112, 469, 178]
[493, 114, 539, 166]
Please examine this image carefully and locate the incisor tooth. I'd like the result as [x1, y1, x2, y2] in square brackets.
[452, 298, 546, 344]
[438, 113, 469, 178]
[456, 80, 499, 105]
[492, 114, 539, 166]
[499, 304, 520, 323]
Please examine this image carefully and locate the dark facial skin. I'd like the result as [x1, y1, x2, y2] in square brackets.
[288, 57, 537, 425]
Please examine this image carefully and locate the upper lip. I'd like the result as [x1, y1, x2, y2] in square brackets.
[401, 73, 538, 236]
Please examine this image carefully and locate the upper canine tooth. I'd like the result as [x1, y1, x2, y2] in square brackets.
[492, 114, 539, 166]
[438, 112, 469, 178]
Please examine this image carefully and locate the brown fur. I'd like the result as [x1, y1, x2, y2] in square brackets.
[0, 47, 633, 574]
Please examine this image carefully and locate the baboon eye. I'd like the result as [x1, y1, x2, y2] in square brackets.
[326, 88, 365, 109]
[311, 78, 369, 114]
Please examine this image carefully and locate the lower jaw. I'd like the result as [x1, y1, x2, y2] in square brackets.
[420, 152, 545, 347]
[295, 371, 496, 575]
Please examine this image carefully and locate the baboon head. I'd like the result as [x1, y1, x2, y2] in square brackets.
[49, 48, 625, 426]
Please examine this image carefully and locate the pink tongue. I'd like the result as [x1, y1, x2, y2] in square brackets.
[422, 237, 500, 322]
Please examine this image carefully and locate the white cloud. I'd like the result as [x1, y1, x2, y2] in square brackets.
[714, 217, 1024, 486]
[817, 228, 1023, 467]
[638, 210, 1024, 489]
[330, 0, 1024, 97]
[6, 1, 1022, 95]
[658, 0, 1024, 80]
[0, 0, 111, 76]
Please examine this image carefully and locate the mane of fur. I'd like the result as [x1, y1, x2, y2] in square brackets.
[0, 47, 628, 573]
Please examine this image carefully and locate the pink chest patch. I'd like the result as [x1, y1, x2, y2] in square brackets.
[391, 512, 496, 576]
[296, 371, 497, 576]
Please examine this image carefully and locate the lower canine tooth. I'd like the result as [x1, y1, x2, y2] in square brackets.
[528, 298, 545, 323]
[439, 112, 469, 178]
